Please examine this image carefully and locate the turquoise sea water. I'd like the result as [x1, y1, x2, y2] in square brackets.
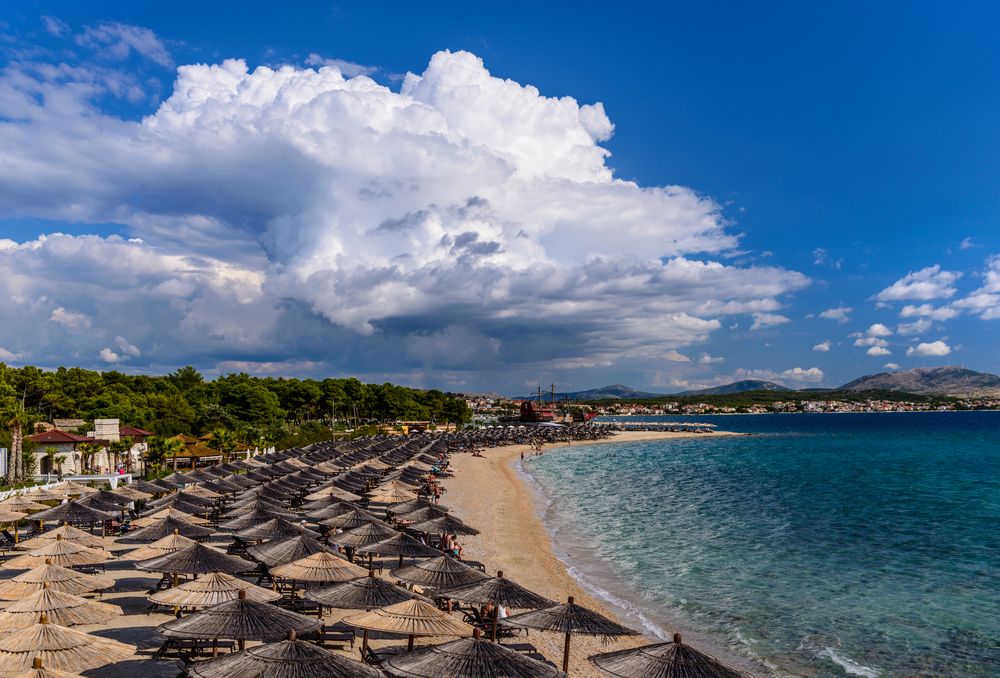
[520, 412, 1000, 677]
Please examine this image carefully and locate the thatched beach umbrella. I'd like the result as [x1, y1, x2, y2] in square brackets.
[149, 491, 215, 510]
[357, 531, 440, 568]
[236, 518, 319, 543]
[160, 590, 321, 651]
[269, 551, 367, 584]
[0, 496, 49, 513]
[116, 516, 214, 543]
[444, 570, 554, 641]
[133, 506, 210, 527]
[122, 479, 165, 495]
[185, 629, 382, 678]
[410, 514, 479, 537]
[245, 534, 332, 569]
[368, 485, 418, 504]
[24, 488, 67, 502]
[218, 508, 296, 532]
[30, 501, 111, 527]
[17, 524, 104, 551]
[0, 613, 135, 673]
[148, 572, 280, 608]
[320, 508, 386, 531]
[394, 505, 450, 524]
[8, 656, 85, 678]
[305, 571, 416, 612]
[125, 531, 198, 562]
[304, 486, 363, 503]
[0, 507, 28, 524]
[137, 542, 254, 576]
[0, 584, 122, 630]
[110, 485, 152, 502]
[502, 596, 639, 673]
[2, 536, 110, 570]
[54, 482, 97, 496]
[391, 555, 489, 591]
[588, 633, 750, 678]
[343, 598, 474, 652]
[0, 560, 114, 600]
[330, 521, 398, 550]
[383, 628, 567, 677]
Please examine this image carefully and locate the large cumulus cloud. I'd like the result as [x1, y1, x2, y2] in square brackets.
[0, 47, 807, 388]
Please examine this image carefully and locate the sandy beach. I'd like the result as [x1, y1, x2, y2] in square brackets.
[443, 429, 742, 677]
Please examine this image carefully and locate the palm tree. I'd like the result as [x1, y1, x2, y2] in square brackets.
[77, 441, 102, 474]
[145, 436, 184, 477]
[206, 428, 239, 463]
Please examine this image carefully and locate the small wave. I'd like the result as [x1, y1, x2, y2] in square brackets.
[816, 647, 881, 678]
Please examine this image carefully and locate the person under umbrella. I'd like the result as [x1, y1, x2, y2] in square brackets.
[159, 589, 321, 653]
[444, 570, 554, 641]
[588, 632, 751, 678]
[383, 628, 566, 677]
[501, 596, 639, 673]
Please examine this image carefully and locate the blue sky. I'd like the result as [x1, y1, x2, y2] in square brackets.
[0, 1, 998, 393]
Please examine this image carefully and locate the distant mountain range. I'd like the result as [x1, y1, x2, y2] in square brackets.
[520, 366, 1000, 401]
[840, 366, 1000, 397]
[677, 380, 792, 396]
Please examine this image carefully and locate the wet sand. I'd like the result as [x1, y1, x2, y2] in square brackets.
[444, 429, 742, 676]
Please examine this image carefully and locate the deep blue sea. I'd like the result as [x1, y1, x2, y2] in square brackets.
[520, 412, 1000, 677]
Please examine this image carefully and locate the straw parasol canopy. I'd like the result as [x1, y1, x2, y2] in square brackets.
[0, 561, 114, 600]
[148, 572, 280, 608]
[109, 485, 151, 502]
[0, 508, 27, 524]
[269, 551, 367, 584]
[343, 598, 474, 651]
[124, 532, 198, 562]
[383, 628, 567, 677]
[185, 630, 383, 678]
[501, 596, 639, 673]
[116, 516, 214, 543]
[0, 613, 135, 673]
[0, 496, 49, 513]
[29, 502, 111, 526]
[245, 535, 332, 569]
[410, 514, 479, 536]
[218, 509, 296, 532]
[367, 485, 418, 504]
[159, 590, 321, 644]
[133, 507, 210, 527]
[236, 518, 319, 543]
[137, 542, 254, 575]
[6, 656, 85, 678]
[395, 505, 450, 524]
[391, 555, 489, 591]
[122, 479, 165, 495]
[17, 525, 104, 551]
[54, 482, 97, 496]
[24, 488, 68, 502]
[386, 498, 445, 516]
[329, 521, 398, 550]
[0, 584, 122, 630]
[320, 508, 385, 531]
[150, 491, 216, 509]
[442, 570, 554, 641]
[305, 571, 418, 611]
[2, 537, 110, 570]
[356, 532, 440, 568]
[588, 633, 751, 678]
[304, 486, 362, 503]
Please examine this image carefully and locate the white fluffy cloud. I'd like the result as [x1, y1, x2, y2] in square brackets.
[698, 353, 725, 364]
[875, 265, 961, 302]
[780, 366, 824, 383]
[0, 49, 808, 387]
[819, 306, 852, 323]
[866, 346, 891, 356]
[952, 254, 1000, 320]
[884, 362, 899, 369]
[865, 323, 893, 337]
[897, 318, 931, 336]
[813, 339, 831, 352]
[750, 313, 791, 331]
[906, 340, 951, 357]
[899, 304, 958, 320]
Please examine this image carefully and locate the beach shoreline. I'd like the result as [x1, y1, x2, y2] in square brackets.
[444, 429, 760, 677]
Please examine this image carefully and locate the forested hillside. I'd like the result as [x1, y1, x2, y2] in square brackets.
[0, 364, 470, 448]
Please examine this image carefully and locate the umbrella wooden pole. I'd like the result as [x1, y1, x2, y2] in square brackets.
[362, 629, 369, 652]
[562, 631, 571, 673]
[407, 634, 414, 652]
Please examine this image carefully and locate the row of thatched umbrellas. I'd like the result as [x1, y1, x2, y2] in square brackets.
[0, 433, 749, 677]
